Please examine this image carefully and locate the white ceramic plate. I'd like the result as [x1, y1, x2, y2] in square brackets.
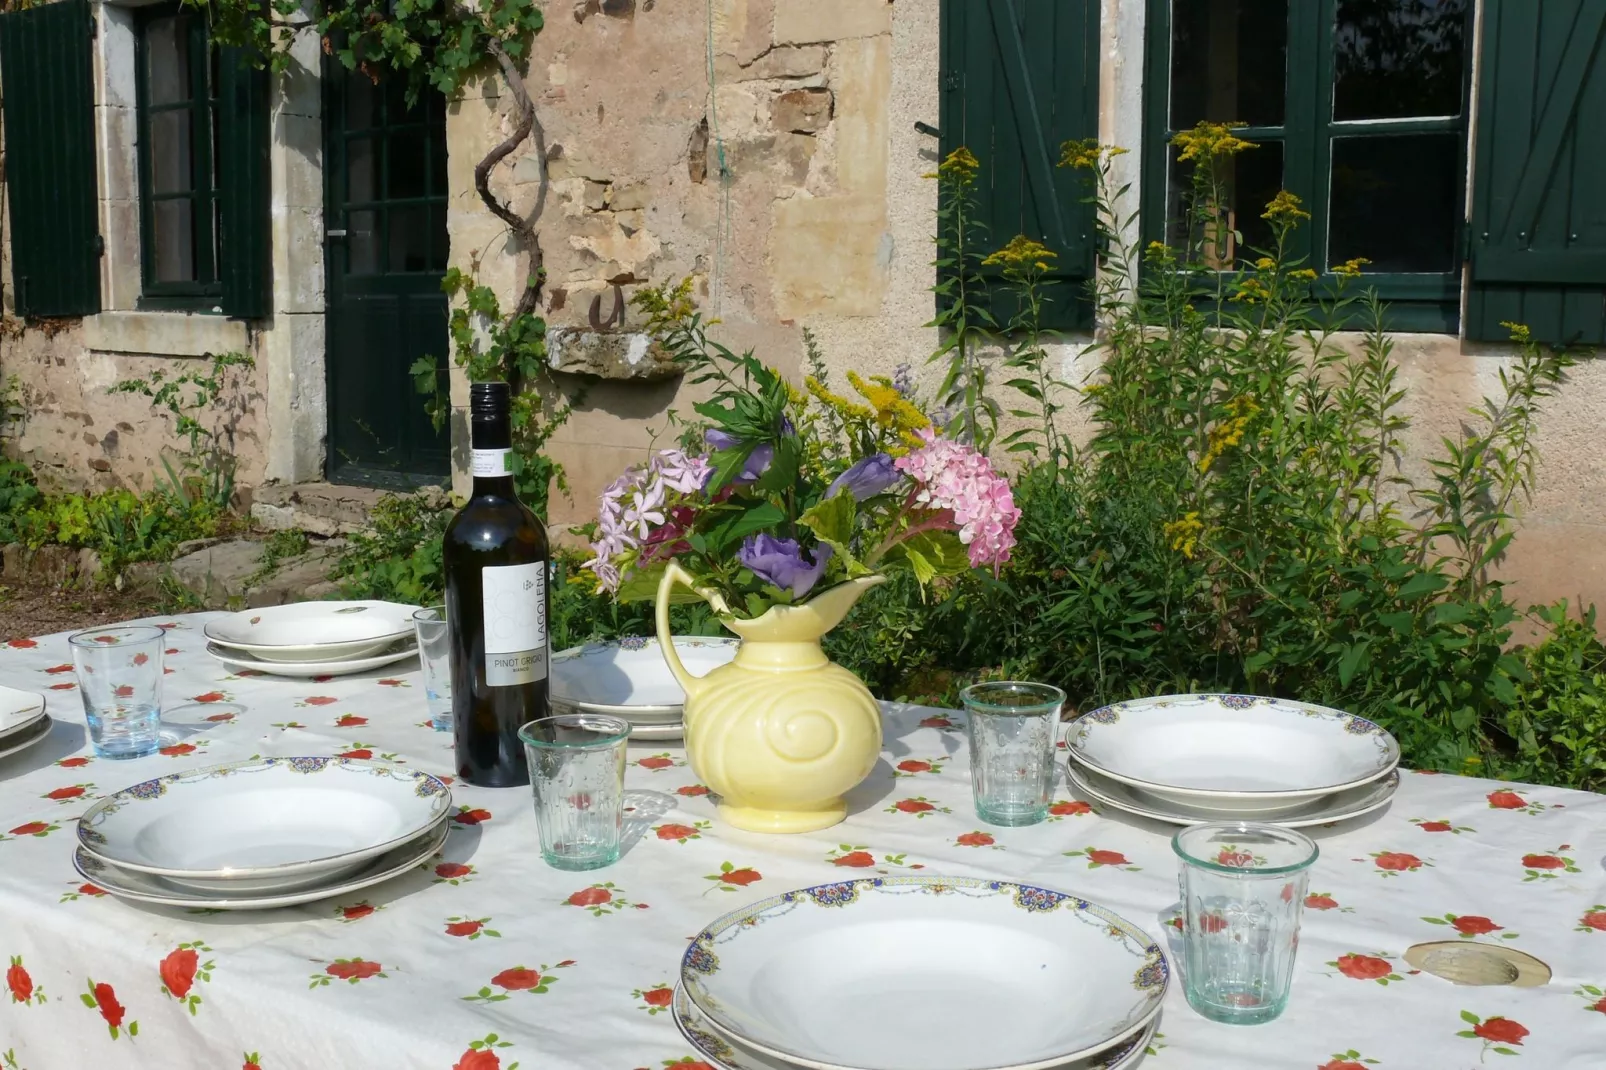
[682, 876, 1167, 1070]
[1067, 760, 1399, 829]
[205, 641, 417, 678]
[0, 685, 47, 738]
[73, 821, 448, 911]
[552, 637, 739, 719]
[629, 722, 684, 742]
[204, 601, 422, 662]
[673, 984, 1158, 1070]
[0, 716, 53, 762]
[78, 757, 451, 889]
[1065, 694, 1399, 813]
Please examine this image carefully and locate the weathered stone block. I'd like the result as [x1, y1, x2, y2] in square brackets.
[716, 44, 827, 82]
[547, 329, 681, 381]
[770, 195, 890, 318]
[772, 87, 833, 133]
[774, 0, 891, 45]
[608, 183, 652, 212]
[584, 180, 611, 211]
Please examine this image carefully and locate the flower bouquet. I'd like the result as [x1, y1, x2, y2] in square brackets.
[583, 286, 1021, 616]
[573, 282, 1022, 834]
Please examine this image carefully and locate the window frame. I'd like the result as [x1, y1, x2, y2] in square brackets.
[133, 3, 223, 312]
[1141, 0, 1478, 333]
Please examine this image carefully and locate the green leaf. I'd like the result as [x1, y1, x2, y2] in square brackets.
[1460, 1010, 1481, 1025]
[800, 492, 855, 547]
[904, 547, 936, 586]
[1338, 642, 1369, 687]
[1397, 572, 1447, 601]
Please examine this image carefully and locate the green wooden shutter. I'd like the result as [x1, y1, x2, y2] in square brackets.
[215, 44, 272, 320]
[0, 0, 100, 318]
[939, 0, 1099, 330]
[1467, 0, 1606, 345]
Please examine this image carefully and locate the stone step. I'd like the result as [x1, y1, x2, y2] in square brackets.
[251, 482, 449, 537]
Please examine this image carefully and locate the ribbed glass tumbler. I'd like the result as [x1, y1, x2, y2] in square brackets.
[961, 681, 1065, 826]
[1173, 822, 1319, 1025]
[518, 714, 630, 871]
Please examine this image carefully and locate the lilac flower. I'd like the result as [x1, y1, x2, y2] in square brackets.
[825, 453, 900, 501]
[737, 534, 833, 599]
[892, 363, 914, 398]
[704, 428, 772, 484]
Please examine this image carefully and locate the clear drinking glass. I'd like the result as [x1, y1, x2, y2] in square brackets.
[412, 606, 453, 733]
[518, 714, 631, 871]
[961, 681, 1066, 826]
[69, 625, 165, 759]
[1173, 821, 1319, 1025]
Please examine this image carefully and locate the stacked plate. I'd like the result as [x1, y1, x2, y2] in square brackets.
[73, 756, 452, 910]
[0, 685, 51, 762]
[204, 601, 422, 677]
[551, 636, 739, 741]
[674, 876, 1167, 1070]
[1064, 694, 1401, 828]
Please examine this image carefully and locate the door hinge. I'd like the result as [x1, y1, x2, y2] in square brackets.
[94, 234, 105, 257]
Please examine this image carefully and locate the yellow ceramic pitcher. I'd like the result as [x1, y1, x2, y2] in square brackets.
[654, 561, 885, 834]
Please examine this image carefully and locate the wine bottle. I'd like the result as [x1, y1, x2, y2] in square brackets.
[443, 382, 550, 787]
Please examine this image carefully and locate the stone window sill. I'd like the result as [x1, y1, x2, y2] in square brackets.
[80, 311, 250, 357]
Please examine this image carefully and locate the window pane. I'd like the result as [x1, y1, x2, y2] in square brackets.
[149, 110, 193, 195]
[348, 209, 380, 275]
[1333, 0, 1467, 120]
[347, 72, 379, 131]
[152, 199, 196, 282]
[1170, 0, 1289, 130]
[347, 137, 377, 203]
[1329, 133, 1459, 273]
[1167, 140, 1284, 266]
[145, 16, 190, 106]
[388, 131, 428, 200]
[388, 207, 431, 273]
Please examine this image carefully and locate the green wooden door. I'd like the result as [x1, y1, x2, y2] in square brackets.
[323, 65, 450, 487]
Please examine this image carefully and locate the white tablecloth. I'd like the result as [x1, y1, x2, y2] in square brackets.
[0, 612, 1604, 1070]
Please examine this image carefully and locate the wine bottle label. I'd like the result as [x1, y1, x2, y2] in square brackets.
[471, 448, 513, 477]
[481, 562, 548, 687]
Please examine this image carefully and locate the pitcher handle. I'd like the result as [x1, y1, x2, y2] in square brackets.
[655, 561, 706, 702]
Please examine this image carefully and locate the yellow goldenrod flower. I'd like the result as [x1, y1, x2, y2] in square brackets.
[1255, 257, 1275, 271]
[1289, 268, 1319, 282]
[982, 235, 1059, 272]
[1057, 139, 1129, 171]
[1198, 396, 1260, 471]
[1163, 512, 1205, 559]
[806, 375, 875, 423]
[1501, 321, 1532, 343]
[1331, 257, 1371, 279]
[1172, 122, 1257, 162]
[935, 146, 980, 184]
[1262, 190, 1311, 222]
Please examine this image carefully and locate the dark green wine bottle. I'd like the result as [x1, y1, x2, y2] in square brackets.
[443, 382, 550, 787]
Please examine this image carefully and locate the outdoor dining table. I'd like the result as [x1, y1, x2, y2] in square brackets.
[0, 611, 1603, 1069]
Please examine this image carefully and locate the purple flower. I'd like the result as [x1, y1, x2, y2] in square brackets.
[704, 428, 773, 485]
[737, 534, 833, 599]
[826, 453, 900, 501]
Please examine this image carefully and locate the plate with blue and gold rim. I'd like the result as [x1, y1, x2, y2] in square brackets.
[680, 876, 1168, 1070]
[672, 984, 1159, 1070]
[1065, 694, 1400, 816]
[78, 757, 451, 894]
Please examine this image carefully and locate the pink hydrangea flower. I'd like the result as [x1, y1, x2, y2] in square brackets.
[894, 430, 1020, 569]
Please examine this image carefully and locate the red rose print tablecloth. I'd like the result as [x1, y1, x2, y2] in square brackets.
[1, 613, 1605, 1069]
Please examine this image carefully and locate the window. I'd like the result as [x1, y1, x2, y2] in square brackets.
[1143, 0, 1474, 332]
[135, 4, 223, 311]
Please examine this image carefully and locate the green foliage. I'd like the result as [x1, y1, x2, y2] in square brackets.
[110, 351, 255, 510]
[1499, 601, 1606, 793]
[0, 459, 42, 544]
[411, 267, 573, 517]
[330, 493, 453, 606]
[191, 0, 544, 105]
[925, 148, 999, 448]
[13, 489, 223, 575]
